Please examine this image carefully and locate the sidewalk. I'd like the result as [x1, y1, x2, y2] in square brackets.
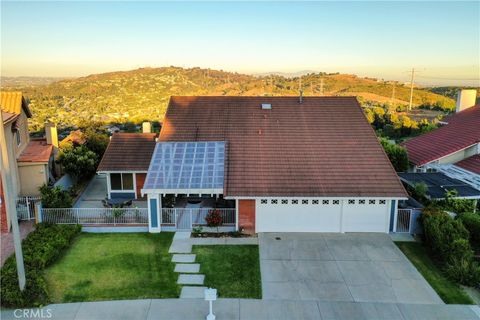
[1, 299, 479, 320]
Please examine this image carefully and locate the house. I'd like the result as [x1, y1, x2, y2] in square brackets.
[140, 96, 407, 233]
[401, 89, 480, 191]
[97, 132, 157, 200]
[0, 92, 57, 232]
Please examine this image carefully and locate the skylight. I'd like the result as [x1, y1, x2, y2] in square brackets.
[143, 141, 225, 192]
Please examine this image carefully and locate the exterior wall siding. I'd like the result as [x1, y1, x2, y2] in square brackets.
[238, 199, 255, 233]
[18, 163, 48, 196]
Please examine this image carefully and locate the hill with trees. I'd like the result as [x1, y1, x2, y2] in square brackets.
[1, 66, 456, 131]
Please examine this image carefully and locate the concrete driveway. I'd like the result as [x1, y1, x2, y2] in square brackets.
[259, 233, 443, 304]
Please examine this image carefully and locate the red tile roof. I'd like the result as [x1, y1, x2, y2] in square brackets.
[401, 105, 480, 166]
[455, 154, 480, 175]
[1, 92, 32, 124]
[97, 133, 157, 172]
[160, 96, 407, 197]
[17, 139, 53, 163]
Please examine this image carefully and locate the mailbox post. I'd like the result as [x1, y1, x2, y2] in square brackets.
[204, 288, 217, 320]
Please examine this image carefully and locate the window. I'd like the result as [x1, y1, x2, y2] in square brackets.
[312, 200, 319, 204]
[271, 199, 278, 204]
[261, 199, 267, 204]
[15, 130, 21, 146]
[359, 200, 365, 204]
[379, 200, 386, 205]
[292, 199, 298, 204]
[281, 199, 288, 204]
[322, 200, 329, 205]
[369, 200, 376, 205]
[110, 173, 134, 191]
[333, 200, 340, 205]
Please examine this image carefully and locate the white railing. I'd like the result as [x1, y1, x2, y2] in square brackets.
[161, 208, 236, 230]
[396, 209, 412, 233]
[16, 196, 41, 220]
[42, 208, 148, 225]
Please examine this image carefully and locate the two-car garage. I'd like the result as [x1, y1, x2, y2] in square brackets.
[253, 198, 392, 233]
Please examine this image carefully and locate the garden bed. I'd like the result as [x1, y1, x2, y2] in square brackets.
[192, 231, 253, 238]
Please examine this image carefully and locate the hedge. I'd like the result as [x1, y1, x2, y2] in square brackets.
[0, 223, 81, 307]
[458, 213, 480, 248]
[421, 207, 480, 287]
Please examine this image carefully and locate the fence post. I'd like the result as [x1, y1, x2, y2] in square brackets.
[35, 202, 43, 223]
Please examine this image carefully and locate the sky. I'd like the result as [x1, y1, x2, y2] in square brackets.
[1, 1, 479, 86]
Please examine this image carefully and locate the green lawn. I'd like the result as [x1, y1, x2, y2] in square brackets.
[395, 241, 474, 304]
[44, 233, 180, 303]
[192, 245, 261, 298]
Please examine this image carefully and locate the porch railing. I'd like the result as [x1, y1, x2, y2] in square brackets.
[16, 196, 41, 220]
[41, 208, 148, 225]
[161, 208, 236, 229]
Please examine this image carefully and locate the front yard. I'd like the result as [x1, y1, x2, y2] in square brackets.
[193, 245, 261, 298]
[395, 241, 474, 304]
[44, 233, 180, 302]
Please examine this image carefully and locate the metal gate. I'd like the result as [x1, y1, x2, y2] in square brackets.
[16, 196, 41, 220]
[175, 209, 192, 230]
[396, 209, 412, 233]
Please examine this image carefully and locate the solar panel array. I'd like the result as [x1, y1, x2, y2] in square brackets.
[143, 141, 225, 191]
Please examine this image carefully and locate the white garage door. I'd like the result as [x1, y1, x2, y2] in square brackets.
[255, 199, 390, 233]
[256, 199, 342, 232]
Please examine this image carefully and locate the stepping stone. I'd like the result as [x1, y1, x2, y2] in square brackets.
[175, 263, 200, 273]
[172, 254, 196, 263]
[173, 232, 192, 240]
[178, 274, 205, 285]
[180, 286, 207, 299]
[169, 242, 192, 254]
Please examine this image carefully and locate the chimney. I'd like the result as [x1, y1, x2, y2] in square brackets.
[299, 89, 303, 104]
[456, 89, 477, 113]
[45, 123, 58, 148]
[142, 121, 151, 133]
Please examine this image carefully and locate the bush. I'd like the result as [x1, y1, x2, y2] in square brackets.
[0, 223, 81, 307]
[57, 145, 98, 181]
[379, 138, 409, 172]
[205, 209, 223, 232]
[39, 185, 73, 208]
[458, 213, 480, 248]
[435, 190, 477, 214]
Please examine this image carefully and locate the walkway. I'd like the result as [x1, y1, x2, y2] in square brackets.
[1, 220, 35, 266]
[1, 299, 479, 320]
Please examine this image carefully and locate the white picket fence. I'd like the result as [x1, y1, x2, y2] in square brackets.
[41, 207, 148, 225]
[161, 208, 236, 230]
[16, 196, 41, 220]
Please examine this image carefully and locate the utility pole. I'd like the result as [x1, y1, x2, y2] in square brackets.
[320, 78, 324, 96]
[391, 82, 396, 109]
[0, 112, 26, 290]
[408, 68, 415, 111]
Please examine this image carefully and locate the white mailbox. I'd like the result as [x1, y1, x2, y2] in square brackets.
[204, 288, 217, 320]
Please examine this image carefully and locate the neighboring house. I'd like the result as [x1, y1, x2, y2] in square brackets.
[139, 96, 407, 233]
[0, 92, 58, 233]
[401, 90, 480, 191]
[97, 132, 157, 200]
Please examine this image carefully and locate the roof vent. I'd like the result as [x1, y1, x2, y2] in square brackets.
[261, 103, 271, 110]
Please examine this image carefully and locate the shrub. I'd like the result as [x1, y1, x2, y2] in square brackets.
[57, 145, 98, 181]
[435, 190, 477, 214]
[39, 185, 73, 208]
[379, 138, 409, 172]
[0, 223, 81, 307]
[458, 213, 480, 248]
[205, 209, 223, 232]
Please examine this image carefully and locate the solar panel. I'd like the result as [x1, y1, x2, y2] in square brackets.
[143, 141, 225, 191]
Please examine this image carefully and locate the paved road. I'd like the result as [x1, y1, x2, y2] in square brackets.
[2, 299, 479, 320]
[259, 233, 443, 304]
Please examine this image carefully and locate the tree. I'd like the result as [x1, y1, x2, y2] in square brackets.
[57, 146, 98, 181]
[379, 138, 409, 172]
[84, 128, 109, 158]
[39, 185, 73, 208]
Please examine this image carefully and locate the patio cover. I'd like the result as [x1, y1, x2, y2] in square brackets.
[398, 172, 480, 199]
[142, 141, 225, 195]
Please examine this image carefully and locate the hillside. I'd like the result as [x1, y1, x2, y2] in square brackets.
[1, 67, 455, 131]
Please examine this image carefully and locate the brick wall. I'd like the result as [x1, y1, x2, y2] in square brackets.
[0, 179, 9, 233]
[238, 199, 255, 234]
